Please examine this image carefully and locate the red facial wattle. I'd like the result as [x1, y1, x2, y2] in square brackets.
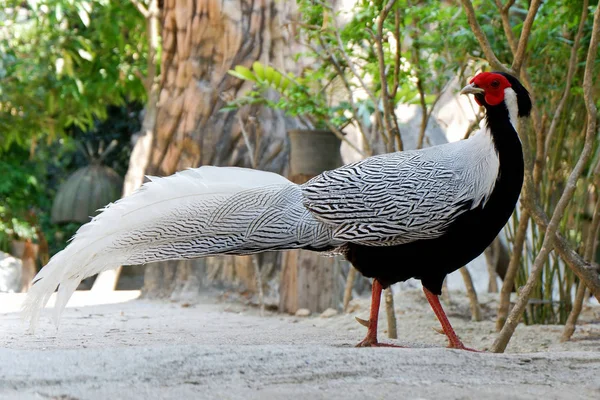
[482, 90, 506, 106]
[470, 73, 512, 106]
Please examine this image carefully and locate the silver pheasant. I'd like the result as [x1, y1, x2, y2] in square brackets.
[23, 72, 529, 348]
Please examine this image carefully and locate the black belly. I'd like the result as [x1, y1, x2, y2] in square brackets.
[343, 204, 502, 295]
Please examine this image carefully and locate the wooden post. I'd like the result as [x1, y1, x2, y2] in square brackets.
[279, 250, 342, 314]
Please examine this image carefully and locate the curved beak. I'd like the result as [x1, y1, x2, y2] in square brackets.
[460, 83, 485, 96]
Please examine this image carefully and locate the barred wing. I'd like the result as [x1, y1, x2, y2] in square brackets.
[301, 152, 469, 245]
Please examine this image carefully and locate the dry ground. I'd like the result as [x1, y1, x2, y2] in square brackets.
[1, 288, 599, 399]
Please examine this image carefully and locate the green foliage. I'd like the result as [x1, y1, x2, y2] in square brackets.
[225, 62, 351, 129]
[0, 143, 63, 251]
[0, 0, 147, 150]
[227, 0, 482, 152]
[0, 0, 147, 259]
[0, 103, 141, 256]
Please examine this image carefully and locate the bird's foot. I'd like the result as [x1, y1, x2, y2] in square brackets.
[355, 331, 405, 348]
[354, 317, 404, 347]
[446, 338, 482, 352]
[355, 337, 404, 348]
[433, 326, 481, 352]
[447, 342, 482, 352]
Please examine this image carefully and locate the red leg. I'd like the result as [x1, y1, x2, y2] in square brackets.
[356, 280, 403, 348]
[423, 287, 480, 352]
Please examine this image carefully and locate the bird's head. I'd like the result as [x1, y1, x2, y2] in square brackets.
[460, 72, 532, 118]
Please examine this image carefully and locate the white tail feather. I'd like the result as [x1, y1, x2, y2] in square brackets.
[22, 166, 304, 332]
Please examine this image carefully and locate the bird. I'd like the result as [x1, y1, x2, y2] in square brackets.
[23, 72, 531, 351]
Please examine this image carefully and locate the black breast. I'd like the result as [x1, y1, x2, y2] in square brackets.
[344, 106, 524, 295]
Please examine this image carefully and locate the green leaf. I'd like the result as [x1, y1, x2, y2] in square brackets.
[77, 4, 91, 27]
[264, 66, 275, 83]
[252, 61, 266, 80]
[228, 66, 256, 82]
[55, 4, 63, 21]
[78, 49, 93, 61]
[75, 79, 84, 95]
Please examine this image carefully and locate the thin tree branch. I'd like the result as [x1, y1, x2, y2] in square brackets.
[237, 115, 267, 316]
[130, 0, 149, 18]
[544, 0, 589, 156]
[391, 7, 402, 99]
[251, 255, 265, 316]
[496, 209, 530, 331]
[491, 0, 544, 185]
[374, 0, 401, 152]
[460, 267, 482, 321]
[384, 287, 397, 339]
[494, 0, 518, 53]
[321, 119, 366, 157]
[561, 282, 587, 342]
[418, 83, 447, 149]
[306, 37, 372, 155]
[462, 117, 481, 140]
[237, 114, 256, 168]
[365, 27, 395, 151]
[459, 0, 512, 74]
[492, 4, 600, 353]
[526, 195, 600, 301]
[412, 34, 428, 150]
[561, 186, 600, 341]
[329, 14, 387, 149]
[308, 35, 376, 155]
[343, 266, 357, 311]
[304, 35, 369, 141]
[415, 86, 428, 150]
[503, 0, 516, 13]
[511, 0, 542, 74]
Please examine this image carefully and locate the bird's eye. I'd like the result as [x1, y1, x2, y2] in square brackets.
[491, 80, 500, 88]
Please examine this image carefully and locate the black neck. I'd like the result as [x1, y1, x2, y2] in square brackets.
[484, 103, 523, 170]
[483, 102, 524, 217]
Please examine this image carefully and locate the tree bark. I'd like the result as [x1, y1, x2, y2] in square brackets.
[140, 0, 300, 300]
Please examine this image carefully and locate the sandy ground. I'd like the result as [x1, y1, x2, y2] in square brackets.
[1, 289, 600, 400]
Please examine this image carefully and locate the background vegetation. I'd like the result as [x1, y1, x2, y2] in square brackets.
[0, 0, 145, 253]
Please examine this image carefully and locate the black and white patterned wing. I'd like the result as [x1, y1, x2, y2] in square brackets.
[301, 152, 469, 245]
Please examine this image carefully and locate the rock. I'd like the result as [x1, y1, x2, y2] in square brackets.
[295, 308, 311, 317]
[320, 308, 338, 318]
[0, 251, 22, 293]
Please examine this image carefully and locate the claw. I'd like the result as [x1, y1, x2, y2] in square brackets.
[432, 327, 445, 335]
[355, 317, 370, 327]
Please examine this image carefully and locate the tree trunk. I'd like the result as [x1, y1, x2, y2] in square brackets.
[141, 0, 300, 300]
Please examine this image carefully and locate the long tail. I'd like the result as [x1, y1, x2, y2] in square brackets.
[23, 166, 335, 332]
